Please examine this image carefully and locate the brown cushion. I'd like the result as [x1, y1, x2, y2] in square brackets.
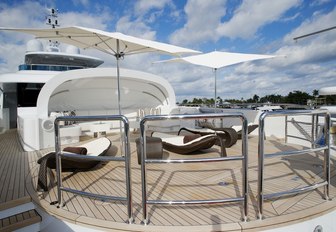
[63, 147, 87, 155]
[183, 134, 201, 144]
[135, 137, 163, 165]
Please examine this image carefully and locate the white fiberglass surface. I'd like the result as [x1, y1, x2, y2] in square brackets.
[36, 68, 176, 117]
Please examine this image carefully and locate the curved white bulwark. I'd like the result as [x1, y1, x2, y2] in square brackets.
[19, 68, 176, 151]
[319, 86, 336, 96]
[319, 86, 336, 115]
[36, 67, 176, 117]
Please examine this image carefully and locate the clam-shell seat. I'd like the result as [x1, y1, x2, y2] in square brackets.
[177, 127, 238, 147]
[37, 137, 111, 191]
[151, 132, 224, 155]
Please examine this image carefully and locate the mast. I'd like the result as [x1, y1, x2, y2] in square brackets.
[45, 8, 60, 52]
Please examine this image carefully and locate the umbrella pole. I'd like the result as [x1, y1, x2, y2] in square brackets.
[116, 39, 122, 115]
[116, 39, 124, 156]
[214, 68, 217, 110]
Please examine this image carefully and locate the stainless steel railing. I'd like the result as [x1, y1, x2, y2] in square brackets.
[258, 109, 331, 219]
[284, 114, 321, 146]
[138, 113, 249, 224]
[54, 115, 133, 223]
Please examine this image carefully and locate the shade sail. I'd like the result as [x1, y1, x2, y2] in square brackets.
[0, 26, 200, 56]
[156, 51, 276, 107]
[156, 51, 275, 69]
[1, 26, 200, 114]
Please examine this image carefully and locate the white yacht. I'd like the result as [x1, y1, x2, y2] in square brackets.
[0, 24, 335, 232]
[0, 38, 105, 150]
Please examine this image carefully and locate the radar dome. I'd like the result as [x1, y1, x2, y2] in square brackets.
[66, 45, 80, 54]
[26, 39, 43, 52]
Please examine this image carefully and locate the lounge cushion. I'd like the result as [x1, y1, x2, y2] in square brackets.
[183, 134, 201, 143]
[37, 138, 111, 191]
[152, 132, 218, 155]
[63, 146, 87, 154]
[135, 137, 163, 164]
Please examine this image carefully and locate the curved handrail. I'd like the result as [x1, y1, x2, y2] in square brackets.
[54, 115, 133, 223]
[257, 109, 331, 219]
[139, 113, 249, 224]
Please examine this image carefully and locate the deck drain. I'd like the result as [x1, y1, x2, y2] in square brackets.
[93, 198, 114, 206]
[312, 164, 323, 169]
[291, 176, 300, 181]
[218, 181, 230, 186]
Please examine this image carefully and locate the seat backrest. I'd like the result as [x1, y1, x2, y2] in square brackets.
[84, 137, 111, 156]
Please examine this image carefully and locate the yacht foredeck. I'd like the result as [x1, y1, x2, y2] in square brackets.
[1, 129, 335, 231]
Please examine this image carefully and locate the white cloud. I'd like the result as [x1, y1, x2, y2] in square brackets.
[280, 12, 300, 22]
[0, 1, 111, 74]
[115, 16, 157, 40]
[309, 0, 332, 7]
[0, 0, 335, 103]
[216, 0, 302, 39]
[71, 0, 90, 8]
[170, 0, 302, 46]
[0, 1, 46, 29]
[169, 0, 226, 45]
[285, 6, 336, 43]
[60, 12, 108, 29]
[0, 43, 26, 72]
[211, 5, 336, 100]
[133, 0, 177, 24]
[134, 0, 173, 16]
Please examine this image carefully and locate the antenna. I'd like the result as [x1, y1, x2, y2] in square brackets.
[46, 8, 60, 28]
[45, 8, 60, 52]
[293, 26, 336, 41]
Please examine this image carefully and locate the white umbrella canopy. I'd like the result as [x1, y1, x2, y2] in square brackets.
[1, 26, 200, 113]
[156, 51, 276, 107]
[0, 26, 200, 56]
[161, 51, 275, 69]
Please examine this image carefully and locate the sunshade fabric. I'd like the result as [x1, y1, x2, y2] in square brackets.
[0, 26, 200, 56]
[156, 51, 275, 69]
[155, 50, 276, 108]
[1, 26, 199, 114]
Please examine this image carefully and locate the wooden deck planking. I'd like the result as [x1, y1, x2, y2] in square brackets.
[54, 163, 131, 222]
[132, 142, 246, 226]
[1, 129, 336, 230]
[144, 166, 243, 220]
[34, 135, 335, 226]
[0, 135, 16, 202]
[0, 139, 13, 203]
[75, 169, 126, 221]
[0, 130, 28, 203]
[74, 170, 117, 221]
[84, 165, 130, 221]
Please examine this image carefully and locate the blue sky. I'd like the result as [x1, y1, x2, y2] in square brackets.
[0, 0, 335, 102]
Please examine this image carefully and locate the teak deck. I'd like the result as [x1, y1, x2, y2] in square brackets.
[0, 129, 335, 231]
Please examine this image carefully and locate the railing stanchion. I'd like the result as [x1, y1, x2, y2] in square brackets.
[242, 117, 249, 221]
[257, 109, 330, 219]
[54, 115, 133, 223]
[139, 113, 249, 224]
[324, 113, 331, 200]
[140, 121, 149, 225]
[55, 120, 62, 208]
[257, 113, 266, 219]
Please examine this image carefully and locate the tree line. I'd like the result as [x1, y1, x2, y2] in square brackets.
[179, 90, 336, 106]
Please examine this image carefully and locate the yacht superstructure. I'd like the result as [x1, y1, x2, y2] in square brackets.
[0, 10, 335, 232]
